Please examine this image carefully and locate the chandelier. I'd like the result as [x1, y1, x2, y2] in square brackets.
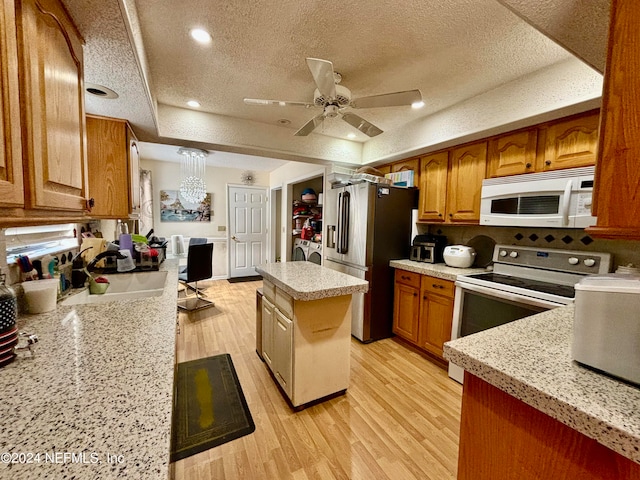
[178, 148, 208, 203]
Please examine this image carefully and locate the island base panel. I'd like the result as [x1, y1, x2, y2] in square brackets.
[292, 295, 352, 407]
[458, 372, 640, 480]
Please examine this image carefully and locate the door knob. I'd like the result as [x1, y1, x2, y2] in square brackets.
[231, 236, 239, 242]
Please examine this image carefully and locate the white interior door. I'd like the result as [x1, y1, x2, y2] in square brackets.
[228, 185, 267, 278]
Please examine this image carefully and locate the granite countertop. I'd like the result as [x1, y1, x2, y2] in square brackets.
[0, 260, 179, 479]
[390, 259, 487, 280]
[444, 305, 640, 464]
[256, 261, 368, 301]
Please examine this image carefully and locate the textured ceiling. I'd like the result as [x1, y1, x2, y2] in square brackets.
[61, 0, 609, 167]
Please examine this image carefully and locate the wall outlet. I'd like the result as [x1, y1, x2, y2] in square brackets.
[218, 226, 226, 232]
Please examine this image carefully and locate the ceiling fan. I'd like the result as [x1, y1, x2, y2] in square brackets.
[244, 58, 423, 137]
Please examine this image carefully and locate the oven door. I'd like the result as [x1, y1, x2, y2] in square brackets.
[448, 282, 566, 383]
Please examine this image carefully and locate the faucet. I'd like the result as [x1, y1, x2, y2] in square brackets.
[86, 250, 128, 272]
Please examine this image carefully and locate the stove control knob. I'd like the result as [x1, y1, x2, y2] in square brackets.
[499, 250, 508, 257]
[583, 258, 596, 267]
[509, 251, 519, 258]
[568, 257, 579, 265]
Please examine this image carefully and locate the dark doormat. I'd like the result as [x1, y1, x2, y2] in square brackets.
[170, 354, 255, 462]
[227, 275, 263, 283]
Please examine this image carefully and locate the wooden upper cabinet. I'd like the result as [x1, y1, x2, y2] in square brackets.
[0, 0, 23, 208]
[541, 113, 599, 172]
[376, 164, 391, 175]
[487, 130, 537, 178]
[447, 142, 487, 222]
[391, 157, 420, 187]
[418, 152, 449, 222]
[17, 0, 88, 212]
[588, 0, 640, 240]
[86, 115, 140, 219]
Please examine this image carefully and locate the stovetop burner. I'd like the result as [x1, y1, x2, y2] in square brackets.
[466, 272, 576, 298]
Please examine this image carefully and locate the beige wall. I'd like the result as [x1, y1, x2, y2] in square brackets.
[140, 159, 270, 241]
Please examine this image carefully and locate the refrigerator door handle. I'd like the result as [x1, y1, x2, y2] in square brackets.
[337, 191, 350, 254]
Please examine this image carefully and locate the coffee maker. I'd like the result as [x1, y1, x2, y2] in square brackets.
[409, 234, 447, 263]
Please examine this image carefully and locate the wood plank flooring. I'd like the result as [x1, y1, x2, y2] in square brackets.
[173, 279, 462, 480]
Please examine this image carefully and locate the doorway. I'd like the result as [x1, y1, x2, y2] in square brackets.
[227, 185, 268, 278]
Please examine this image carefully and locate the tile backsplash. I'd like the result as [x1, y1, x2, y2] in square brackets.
[417, 224, 640, 270]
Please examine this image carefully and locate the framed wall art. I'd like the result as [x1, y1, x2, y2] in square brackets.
[160, 190, 212, 222]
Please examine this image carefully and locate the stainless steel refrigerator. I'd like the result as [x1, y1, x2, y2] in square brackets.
[324, 182, 417, 342]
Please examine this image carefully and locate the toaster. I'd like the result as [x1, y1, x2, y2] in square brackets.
[572, 273, 640, 385]
[410, 234, 447, 263]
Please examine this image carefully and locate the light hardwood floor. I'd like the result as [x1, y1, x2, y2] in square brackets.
[173, 279, 462, 480]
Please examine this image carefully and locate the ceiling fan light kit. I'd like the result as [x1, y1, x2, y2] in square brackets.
[244, 57, 422, 138]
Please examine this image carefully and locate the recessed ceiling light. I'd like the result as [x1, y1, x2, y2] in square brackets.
[85, 82, 119, 99]
[187, 100, 200, 108]
[411, 101, 425, 109]
[347, 133, 356, 139]
[190, 28, 212, 44]
[277, 119, 291, 125]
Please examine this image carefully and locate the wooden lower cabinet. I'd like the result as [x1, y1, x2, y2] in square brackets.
[418, 282, 454, 358]
[458, 373, 640, 480]
[392, 271, 420, 342]
[393, 270, 455, 363]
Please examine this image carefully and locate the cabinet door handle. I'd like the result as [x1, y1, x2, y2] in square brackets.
[526, 163, 532, 168]
[545, 160, 552, 166]
[438, 213, 442, 217]
[86, 197, 95, 211]
[413, 293, 417, 297]
[423, 296, 427, 300]
[449, 213, 453, 217]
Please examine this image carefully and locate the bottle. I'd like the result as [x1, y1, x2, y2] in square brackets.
[119, 233, 133, 257]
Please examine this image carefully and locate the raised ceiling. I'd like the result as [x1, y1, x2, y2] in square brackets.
[62, 0, 609, 168]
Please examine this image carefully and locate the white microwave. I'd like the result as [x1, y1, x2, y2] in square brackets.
[480, 166, 596, 228]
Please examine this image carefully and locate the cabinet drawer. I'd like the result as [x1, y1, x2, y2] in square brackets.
[421, 277, 455, 297]
[275, 287, 294, 319]
[395, 269, 421, 288]
[263, 279, 276, 303]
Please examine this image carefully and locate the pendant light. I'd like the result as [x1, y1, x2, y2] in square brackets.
[178, 148, 208, 203]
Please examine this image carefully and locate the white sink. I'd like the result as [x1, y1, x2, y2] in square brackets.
[61, 271, 168, 305]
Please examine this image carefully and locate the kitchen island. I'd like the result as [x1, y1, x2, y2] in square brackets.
[0, 260, 179, 480]
[255, 261, 368, 408]
[444, 305, 640, 479]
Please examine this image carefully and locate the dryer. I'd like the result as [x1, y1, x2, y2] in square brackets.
[292, 238, 310, 261]
[308, 241, 322, 265]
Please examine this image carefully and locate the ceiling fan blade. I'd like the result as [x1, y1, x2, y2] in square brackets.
[244, 98, 314, 108]
[294, 114, 325, 136]
[341, 113, 383, 137]
[351, 89, 423, 109]
[306, 58, 336, 100]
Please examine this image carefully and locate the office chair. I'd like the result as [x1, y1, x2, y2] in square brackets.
[177, 242, 215, 312]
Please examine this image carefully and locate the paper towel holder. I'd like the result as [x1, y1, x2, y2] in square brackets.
[171, 235, 185, 256]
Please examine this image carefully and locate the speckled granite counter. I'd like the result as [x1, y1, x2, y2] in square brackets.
[444, 305, 640, 464]
[390, 259, 486, 280]
[256, 261, 368, 300]
[0, 260, 179, 479]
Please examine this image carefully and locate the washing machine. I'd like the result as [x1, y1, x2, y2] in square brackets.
[308, 241, 322, 265]
[292, 238, 310, 261]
